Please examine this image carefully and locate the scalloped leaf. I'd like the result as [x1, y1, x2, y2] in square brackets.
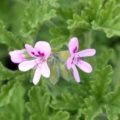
[50, 111, 69, 120]
[0, 81, 25, 120]
[105, 86, 120, 120]
[21, 0, 58, 44]
[27, 86, 70, 120]
[92, 0, 120, 37]
[0, 63, 20, 81]
[0, 21, 23, 49]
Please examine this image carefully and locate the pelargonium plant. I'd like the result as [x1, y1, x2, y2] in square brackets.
[9, 41, 51, 85]
[66, 37, 96, 82]
[9, 37, 96, 85]
[0, 0, 120, 120]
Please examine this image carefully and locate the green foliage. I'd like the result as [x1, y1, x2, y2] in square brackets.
[0, 21, 23, 49]
[105, 85, 120, 120]
[0, 62, 21, 81]
[27, 86, 70, 120]
[92, 0, 120, 37]
[84, 65, 113, 120]
[67, 0, 120, 38]
[0, 81, 25, 120]
[0, 0, 120, 120]
[21, 0, 59, 44]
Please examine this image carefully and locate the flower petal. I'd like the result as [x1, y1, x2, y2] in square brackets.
[77, 49, 96, 57]
[18, 60, 36, 72]
[41, 62, 50, 78]
[35, 41, 51, 58]
[25, 44, 38, 57]
[66, 56, 73, 70]
[33, 67, 41, 85]
[72, 65, 80, 83]
[68, 37, 79, 55]
[76, 60, 92, 73]
[9, 50, 25, 63]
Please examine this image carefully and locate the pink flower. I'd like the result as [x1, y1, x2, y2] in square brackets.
[66, 37, 96, 83]
[9, 50, 26, 64]
[9, 41, 51, 85]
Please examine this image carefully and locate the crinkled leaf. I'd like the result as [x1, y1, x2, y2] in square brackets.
[27, 86, 51, 120]
[0, 21, 23, 49]
[21, 0, 58, 44]
[105, 86, 120, 120]
[92, 0, 120, 37]
[50, 80, 83, 110]
[27, 86, 69, 120]
[0, 80, 16, 107]
[83, 49, 113, 120]
[50, 111, 69, 120]
[84, 96, 103, 120]
[0, 81, 25, 120]
[0, 62, 20, 81]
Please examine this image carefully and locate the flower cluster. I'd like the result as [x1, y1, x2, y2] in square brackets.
[9, 37, 96, 85]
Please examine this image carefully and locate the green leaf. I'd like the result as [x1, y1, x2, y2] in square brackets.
[83, 49, 113, 120]
[84, 96, 103, 120]
[27, 86, 51, 120]
[50, 24, 69, 48]
[92, 0, 120, 37]
[50, 111, 69, 120]
[94, 49, 113, 69]
[0, 63, 21, 81]
[27, 86, 70, 120]
[84, 65, 113, 120]
[49, 80, 83, 111]
[67, 13, 90, 32]
[21, 0, 58, 44]
[0, 21, 23, 49]
[67, 0, 120, 38]
[0, 81, 25, 120]
[105, 86, 120, 120]
[67, 0, 104, 34]
[0, 80, 16, 107]
[91, 66, 113, 98]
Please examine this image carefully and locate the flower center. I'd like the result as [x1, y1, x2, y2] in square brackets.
[31, 51, 45, 57]
[71, 55, 81, 65]
[38, 51, 45, 57]
[35, 57, 46, 68]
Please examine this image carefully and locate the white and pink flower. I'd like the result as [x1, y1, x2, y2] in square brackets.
[66, 37, 96, 83]
[9, 37, 96, 85]
[9, 41, 51, 85]
[9, 50, 26, 64]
